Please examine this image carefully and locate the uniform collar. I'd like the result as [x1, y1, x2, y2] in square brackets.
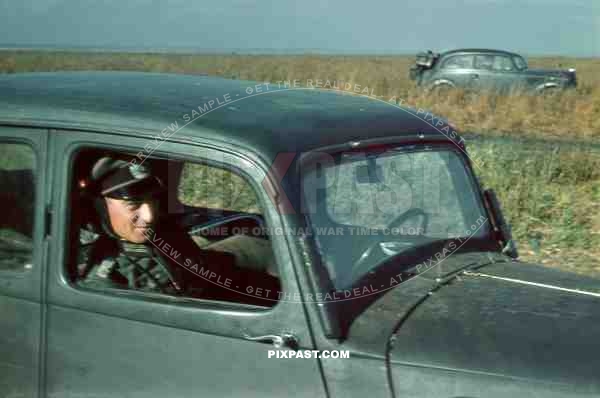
[118, 240, 153, 257]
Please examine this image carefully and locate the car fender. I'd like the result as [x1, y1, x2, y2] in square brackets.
[427, 79, 455, 92]
[535, 82, 560, 92]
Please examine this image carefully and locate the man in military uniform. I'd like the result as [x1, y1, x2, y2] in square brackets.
[77, 155, 280, 305]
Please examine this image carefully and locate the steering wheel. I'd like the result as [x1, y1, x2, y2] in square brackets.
[342, 208, 429, 287]
[385, 208, 429, 235]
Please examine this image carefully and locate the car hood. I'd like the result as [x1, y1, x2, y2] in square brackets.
[524, 68, 576, 78]
[385, 260, 600, 393]
[341, 252, 600, 389]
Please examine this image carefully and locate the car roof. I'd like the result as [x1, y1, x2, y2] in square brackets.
[441, 48, 521, 58]
[0, 71, 462, 166]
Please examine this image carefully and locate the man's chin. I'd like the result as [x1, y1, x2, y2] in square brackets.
[131, 229, 151, 243]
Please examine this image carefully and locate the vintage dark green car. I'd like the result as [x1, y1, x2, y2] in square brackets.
[0, 72, 598, 397]
[410, 48, 577, 93]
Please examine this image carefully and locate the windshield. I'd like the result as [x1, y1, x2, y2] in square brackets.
[513, 55, 528, 70]
[302, 145, 492, 289]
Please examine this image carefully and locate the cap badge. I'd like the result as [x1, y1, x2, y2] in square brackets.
[129, 163, 151, 180]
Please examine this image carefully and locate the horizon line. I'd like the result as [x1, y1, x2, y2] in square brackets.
[0, 45, 597, 59]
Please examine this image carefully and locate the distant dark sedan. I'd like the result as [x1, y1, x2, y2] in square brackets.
[410, 48, 577, 93]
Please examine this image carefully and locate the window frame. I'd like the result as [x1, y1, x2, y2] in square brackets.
[474, 54, 495, 71]
[513, 55, 528, 70]
[315, 147, 486, 234]
[300, 143, 494, 288]
[440, 54, 475, 70]
[47, 129, 314, 344]
[0, 142, 36, 271]
[68, 145, 281, 307]
[0, 127, 48, 302]
[492, 55, 516, 72]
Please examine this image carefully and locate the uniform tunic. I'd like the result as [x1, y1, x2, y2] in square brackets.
[79, 238, 183, 295]
[77, 225, 281, 305]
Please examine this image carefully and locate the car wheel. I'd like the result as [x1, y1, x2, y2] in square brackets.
[539, 86, 560, 97]
[429, 83, 454, 98]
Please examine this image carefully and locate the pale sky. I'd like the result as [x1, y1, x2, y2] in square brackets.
[0, 0, 598, 56]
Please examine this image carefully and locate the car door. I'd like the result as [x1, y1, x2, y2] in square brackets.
[434, 54, 477, 89]
[44, 130, 326, 398]
[490, 55, 523, 93]
[472, 54, 499, 90]
[0, 127, 48, 398]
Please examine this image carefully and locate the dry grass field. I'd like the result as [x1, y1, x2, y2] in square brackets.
[1, 51, 598, 140]
[0, 50, 598, 277]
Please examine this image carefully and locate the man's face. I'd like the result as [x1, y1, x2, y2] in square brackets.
[105, 197, 158, 243]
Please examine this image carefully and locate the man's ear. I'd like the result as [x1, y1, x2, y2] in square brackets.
[93, 197, 120, 239]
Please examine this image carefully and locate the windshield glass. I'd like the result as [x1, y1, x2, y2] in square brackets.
[513, 55, 528, 70]
[302, 145, 492, 288]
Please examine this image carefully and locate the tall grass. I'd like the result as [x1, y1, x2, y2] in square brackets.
[0, 143, 36, 170]
[1, 51, 599, 140]
[469, 137, 600, 275]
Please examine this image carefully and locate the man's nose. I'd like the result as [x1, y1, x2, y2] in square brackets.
[138, 202, 155, 225]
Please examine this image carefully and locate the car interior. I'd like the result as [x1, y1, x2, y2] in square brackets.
[68, 148, 281, 307]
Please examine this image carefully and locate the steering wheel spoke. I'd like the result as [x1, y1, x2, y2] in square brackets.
[343, 208, 429, 287]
